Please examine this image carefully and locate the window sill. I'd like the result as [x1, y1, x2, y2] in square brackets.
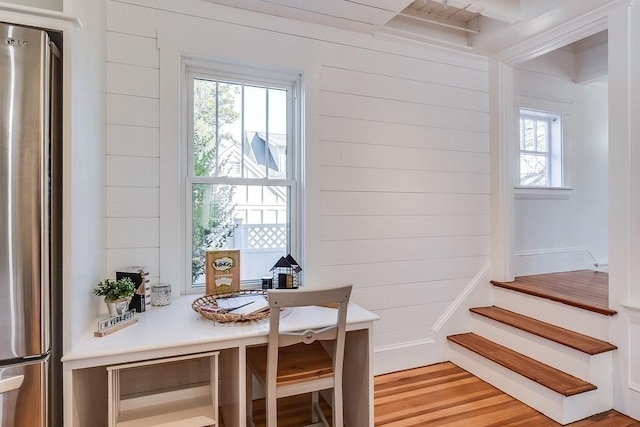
[514, 187, 574, 200]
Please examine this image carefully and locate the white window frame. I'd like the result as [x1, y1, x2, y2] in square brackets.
[517, 108, 564, 189]
[182, 60, 302, 293]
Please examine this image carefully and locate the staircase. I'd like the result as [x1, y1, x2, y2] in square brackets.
[447, 271, 617, 425]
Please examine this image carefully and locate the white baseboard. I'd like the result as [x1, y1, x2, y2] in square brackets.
[373, 339, 437, 375]
[372, 262, 492, 375]
[514, 247, 594, 276]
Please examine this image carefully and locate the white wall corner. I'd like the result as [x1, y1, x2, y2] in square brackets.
[489, 59, 515, 282]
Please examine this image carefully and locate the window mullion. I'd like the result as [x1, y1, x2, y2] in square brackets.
[241, 85, 246, 179]
[215, 81, 220, 177]
[265, 88, 270, 179]
[547, 119, 553, 185]
[187, 74, 195, 177]
[532, 119, 536, 152]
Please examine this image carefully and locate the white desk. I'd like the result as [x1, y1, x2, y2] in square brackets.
[63, 295, 379, 427]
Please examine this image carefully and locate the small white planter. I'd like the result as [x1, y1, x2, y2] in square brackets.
[105, 298, 131, 316]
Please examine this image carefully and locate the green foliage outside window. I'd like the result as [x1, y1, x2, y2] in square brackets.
[191, 79, 238, 285]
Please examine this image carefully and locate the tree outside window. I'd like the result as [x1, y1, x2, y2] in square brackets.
[518, 109, 563, 188]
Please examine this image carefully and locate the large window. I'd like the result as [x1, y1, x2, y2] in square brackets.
[186, 66, 301, 290]
[518, 109, 563, 187]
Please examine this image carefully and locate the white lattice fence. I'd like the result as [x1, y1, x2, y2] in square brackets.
[245, 225, 286, 249]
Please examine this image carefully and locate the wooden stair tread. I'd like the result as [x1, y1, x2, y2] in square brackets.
[470, 306, 617, 355]
[491, 270, 616, 316]
[447, 333, 597, 397]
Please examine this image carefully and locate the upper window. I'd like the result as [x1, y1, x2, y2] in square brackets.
[186, 66, 301, 290]
[518, 109, 563, 187]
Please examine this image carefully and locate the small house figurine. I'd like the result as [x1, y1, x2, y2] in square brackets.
[270, 254, 302, 289]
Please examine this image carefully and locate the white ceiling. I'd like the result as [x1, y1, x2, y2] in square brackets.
[201, 0, 614, 56]
[202, 0, 412, 33]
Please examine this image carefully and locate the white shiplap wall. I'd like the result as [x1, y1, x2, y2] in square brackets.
[317, 52, 489, 371]
[105, 22, 160, 286]
[104, 0, 489, 373]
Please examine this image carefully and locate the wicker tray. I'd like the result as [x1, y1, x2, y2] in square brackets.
[192, 290, 271, 323]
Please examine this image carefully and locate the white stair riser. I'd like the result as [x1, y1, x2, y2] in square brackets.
[493, 288, 610, 340]
[449, 342, 611, 425]
[471, 314, 614, 389]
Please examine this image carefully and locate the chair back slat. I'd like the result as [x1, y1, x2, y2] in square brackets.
[279, 327, 338, 347]
[267, 286, 351, 308]
[267, 286, 351, 348]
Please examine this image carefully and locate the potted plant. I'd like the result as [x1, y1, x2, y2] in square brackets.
[93, 277, 136, 316]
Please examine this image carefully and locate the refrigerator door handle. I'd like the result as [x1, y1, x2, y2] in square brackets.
[0, 375, 24, 394]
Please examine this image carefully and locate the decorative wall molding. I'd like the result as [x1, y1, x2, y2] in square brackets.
[622, 302, 640, 312]
[515, 246, 588, 257]
[373, 338, 435, 354]
[629, 315, 640, 393]
[0, 1, 81, 26]
[373, 338, 438, 375]
[492, 1, 629, 65]
[431, 262, 491, 332]
[514, 247, 594, 276]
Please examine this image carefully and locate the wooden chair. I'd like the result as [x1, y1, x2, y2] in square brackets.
[246, 285, 352, 427]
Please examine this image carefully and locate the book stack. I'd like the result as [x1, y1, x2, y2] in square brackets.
[116, 266, 150, 312]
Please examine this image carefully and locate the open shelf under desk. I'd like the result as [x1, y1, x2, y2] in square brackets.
[117, 394, 216, 427]
[108, 351, 219, 427]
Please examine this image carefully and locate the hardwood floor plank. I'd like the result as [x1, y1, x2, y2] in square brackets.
[376, 376, 482, 405]
[375, 369, 470, 398]
[380, 395, 515, 427]
[440, 400, 543, 427]
[376, 389, 505, 425]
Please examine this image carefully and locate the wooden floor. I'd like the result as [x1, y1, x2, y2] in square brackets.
[234, 362, 640, 427]
[374, 363, 639, 426]
[491, 270, 615, 316]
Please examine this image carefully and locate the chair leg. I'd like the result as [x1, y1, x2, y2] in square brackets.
[246, 366, 254, 426]
[266, 385, 277, 427]
[311, 391, 319, 423]
[311, 398, 330, 427]
[333, 385, 343, 427]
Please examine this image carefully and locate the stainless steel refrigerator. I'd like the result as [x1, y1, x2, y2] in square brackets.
[0, 22, 63, 427]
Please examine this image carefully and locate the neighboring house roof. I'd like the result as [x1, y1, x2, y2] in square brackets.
[216, 131, 287, 200]
[248, 132, 279, 171]
[244, 131, 285, 172]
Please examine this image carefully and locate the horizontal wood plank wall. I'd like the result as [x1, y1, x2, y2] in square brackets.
[105, 0, 489, 374]
[317, 35, 489, 371]
[105, 6, 161, 285]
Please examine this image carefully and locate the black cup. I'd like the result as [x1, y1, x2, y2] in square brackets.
[261, 276, 273, 289]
